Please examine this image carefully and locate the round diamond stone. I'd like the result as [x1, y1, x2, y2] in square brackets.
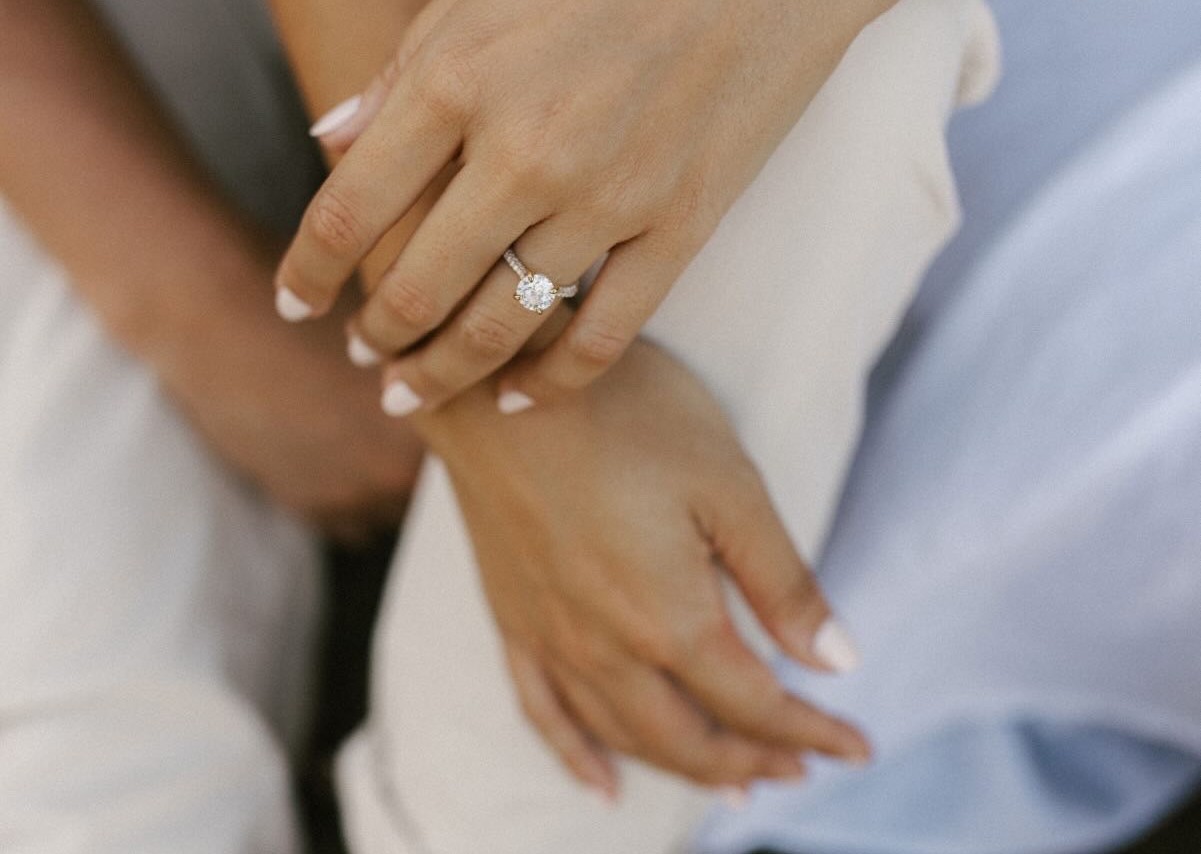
[515, 274, 557, 313]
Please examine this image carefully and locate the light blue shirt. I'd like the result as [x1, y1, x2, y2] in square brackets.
[698, 3, 1201, 851]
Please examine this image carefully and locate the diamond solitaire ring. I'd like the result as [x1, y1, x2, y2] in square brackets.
[504, 248, 578, 314]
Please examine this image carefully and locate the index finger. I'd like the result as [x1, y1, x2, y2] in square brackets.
[275, 73, 463, 321]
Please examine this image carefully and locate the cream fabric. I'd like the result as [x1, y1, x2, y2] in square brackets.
[336, 2, 1002, 852]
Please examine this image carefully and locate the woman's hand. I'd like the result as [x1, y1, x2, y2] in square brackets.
[275, 0, 894, 414]
[418, 331, 869, 798]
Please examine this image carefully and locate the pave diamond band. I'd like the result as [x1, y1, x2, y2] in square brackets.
[504, 248, 578, 314]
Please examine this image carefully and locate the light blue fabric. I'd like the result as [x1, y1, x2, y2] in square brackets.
[697, 3, 1201, 852]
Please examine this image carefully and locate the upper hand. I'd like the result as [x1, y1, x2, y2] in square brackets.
[275, 0, 892, 415]
[419, 332, 869, 799]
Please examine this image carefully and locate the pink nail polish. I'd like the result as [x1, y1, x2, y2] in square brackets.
[275, 286, 313, 322]
[813, 618, 861, 674]
[347, 331, 382, 368]
[497, 389, 535, 415]
[381, 380, 423, 417]
[310, 94, 363, 137]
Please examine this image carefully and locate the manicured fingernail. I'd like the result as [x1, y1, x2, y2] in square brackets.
[275, 286, 313, 322]
[497, 389, 535, 415]
[310, 94, 363, 137]
[382, 380, 423, 417]
[813, 618, 861, 674]
[347, 331, 382, 368]
[721, 787, 749, 811]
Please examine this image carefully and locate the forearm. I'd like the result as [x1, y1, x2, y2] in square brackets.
[267, 0, 428, 120]
[266, 0, 433, 289]
[0, 0, 258, 360]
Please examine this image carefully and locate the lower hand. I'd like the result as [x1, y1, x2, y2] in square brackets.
[421, 331, 869, 798]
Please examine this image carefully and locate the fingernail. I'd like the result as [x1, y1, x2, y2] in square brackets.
[813, 618, 861, 674]
[310, 94, 363, 137]
[497, 389, 535, 415]
[720, 787, 749, 811]
[347, 331, 382, 368]
[382, 380, 423, 417]
[275, 286, 313, 322]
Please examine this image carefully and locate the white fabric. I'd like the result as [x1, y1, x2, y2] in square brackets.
[0, 1, 321, 850]
[0, 202, 319, 853]
[336, 2, 1001, 852]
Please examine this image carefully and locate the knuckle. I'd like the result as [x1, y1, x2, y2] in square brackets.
[491, 137, 549, 194]
[376, 279, 442, 332]
[663, 172, 720, 235]
[624, 622, 679, 669]
[563, 321, 630, 375]
[459, 310, 522, 361]
[527, 147, 577, 196]
[410, 43, 479, 126]
[307, 189, 368, 258]
[632, 705, 678, 748]
[683, 611, 737, 660]
[560, 628, 613, 674]
[491, 129, 574, 199]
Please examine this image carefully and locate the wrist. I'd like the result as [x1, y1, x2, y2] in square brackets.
[96, 216, 274, 371]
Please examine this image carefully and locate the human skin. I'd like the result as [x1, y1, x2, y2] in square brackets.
[270, 0, 871, 796]
[274, 0, 897, 419]
[0, 0, 423, 540]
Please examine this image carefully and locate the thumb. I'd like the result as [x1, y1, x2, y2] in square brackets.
[701, 465, 862, 675]
[307, 0, 456, 153]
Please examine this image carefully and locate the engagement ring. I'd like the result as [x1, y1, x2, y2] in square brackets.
[504, 248, 578, 314]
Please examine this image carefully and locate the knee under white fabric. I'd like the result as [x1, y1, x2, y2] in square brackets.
[336, 2, 1002, 852]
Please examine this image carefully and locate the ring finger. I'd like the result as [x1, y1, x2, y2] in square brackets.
[568, 658, 805, 788]
[377, 215, 613, 416]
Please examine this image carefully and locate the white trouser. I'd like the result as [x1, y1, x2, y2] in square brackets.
[0, 204, 319, 853]
[0, 0, 321, 851]
[335, 2, 1002, 852]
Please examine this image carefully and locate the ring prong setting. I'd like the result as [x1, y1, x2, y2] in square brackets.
[515, 272, 558, 314]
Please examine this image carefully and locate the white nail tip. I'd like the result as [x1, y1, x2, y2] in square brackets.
[309, 95, 363, 137]
[497, 390, 535, 415]
[347, 332, 382, 368]
[275, 287, 313, 322]
[381, 381, 423, 417]
[814, 618, 862, 674]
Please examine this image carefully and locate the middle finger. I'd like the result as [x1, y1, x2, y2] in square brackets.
[349, 160, 551, 363]
[377, 214, 610, 415]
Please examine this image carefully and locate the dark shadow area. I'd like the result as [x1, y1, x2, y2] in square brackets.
[300, 533, 397, 854]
